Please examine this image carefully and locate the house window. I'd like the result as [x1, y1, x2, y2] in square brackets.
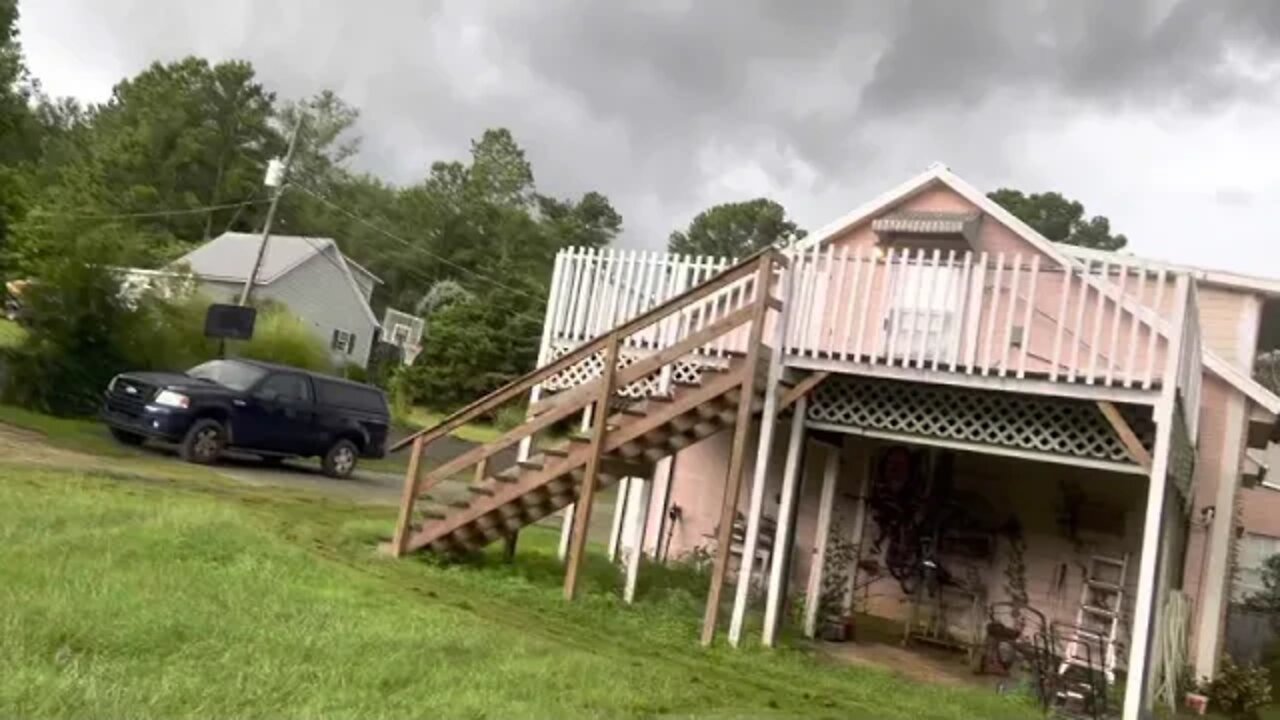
[331, 329, 356, 355]
[1236, 533, 1280, 601]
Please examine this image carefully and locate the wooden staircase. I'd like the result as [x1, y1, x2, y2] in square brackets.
[385, 250, 789, 617]
[405, 357, 766, 555]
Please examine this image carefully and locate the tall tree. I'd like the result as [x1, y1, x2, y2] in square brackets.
[987, 188, 1128, 251]
[668, 198, 805, 257]
[7, 57, 284, 272]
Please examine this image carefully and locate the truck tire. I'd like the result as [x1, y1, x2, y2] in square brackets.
[322, 438, 359, 478]
[180, 418, 225, 465]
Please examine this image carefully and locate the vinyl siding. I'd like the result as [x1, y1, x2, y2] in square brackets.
[194, 248, 378, 367]
[1196, 286, 1260, 372]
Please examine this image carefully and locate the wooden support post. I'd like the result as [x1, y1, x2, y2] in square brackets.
[558, 406, 594, 563]
[701, 255, 774, 646]
[624, 477, 653, 604]
[608, 477, 632, 562]
[804, 445, 840, 638]
[391, 436, 426, 556]
[564, 335, 621, 601]
[763, 397, 808, 647]
[777, 371, 830, 412]
[1098, 400, 1153, 470]
[502, 532, 518, 563]
[728, 262, 795, 647]
[557, 508, 574, 563]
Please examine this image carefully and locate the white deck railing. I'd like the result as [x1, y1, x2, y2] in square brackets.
[543, 245, 1205, 437]
[783, 246, 1191, 390]
[545, 247, 757, 359]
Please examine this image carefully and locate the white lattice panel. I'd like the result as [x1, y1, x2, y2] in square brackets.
[807, 376, 1155, 464]
[541, 343, 724, 398]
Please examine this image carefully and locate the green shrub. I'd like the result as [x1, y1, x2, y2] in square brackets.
[2, 259, 137, 415]
[2, 257, 334, 415]
[1207, 656, 1272, 719]
[227, 308, 332, 373]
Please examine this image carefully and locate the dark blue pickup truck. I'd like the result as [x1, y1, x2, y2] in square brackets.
[101, 358, 389, 478]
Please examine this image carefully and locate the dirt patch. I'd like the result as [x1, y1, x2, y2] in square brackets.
[0, 423, 115, 469]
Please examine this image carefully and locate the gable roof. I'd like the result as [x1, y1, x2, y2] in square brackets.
[174, 232, 384, 286]
[792, 162, 1280, 415]
[173, 232, 380, 327]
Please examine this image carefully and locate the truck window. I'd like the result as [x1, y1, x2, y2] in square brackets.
[315, 380, 386, 413]
[257, 374, 312, 403]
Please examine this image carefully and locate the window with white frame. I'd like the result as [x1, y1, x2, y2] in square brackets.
[1235, 532, 1280, 601]
[330, 329, 356, 355]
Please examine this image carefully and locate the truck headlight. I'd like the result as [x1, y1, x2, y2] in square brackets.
[153, 390, 190, 409]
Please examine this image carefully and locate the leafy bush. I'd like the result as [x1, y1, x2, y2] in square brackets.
[2, 257, 334, 415]
[1206, 656, 1272, 719]
[1, 258, 139, 415]
[227, 307, 332, 373]
[401, 288, 540, 409]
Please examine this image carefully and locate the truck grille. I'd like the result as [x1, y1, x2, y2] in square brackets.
[106, 379, 155, 417]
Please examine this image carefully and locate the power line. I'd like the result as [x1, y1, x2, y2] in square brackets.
[290, 180, 549, 307]
[24, 198, 269, 223]
[292, 232, 547, 329]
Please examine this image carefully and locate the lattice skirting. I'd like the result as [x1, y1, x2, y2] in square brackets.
[541, 342, 728, 398]
[807, 375, 1156, 465]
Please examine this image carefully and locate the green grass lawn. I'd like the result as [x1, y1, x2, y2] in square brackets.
[0, 460, 1037, 719]
[0, 317, 24, 349]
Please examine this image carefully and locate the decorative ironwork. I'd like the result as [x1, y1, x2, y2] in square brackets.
[807, 375, 1155, 464]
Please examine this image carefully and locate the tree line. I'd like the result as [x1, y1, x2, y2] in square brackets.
[0, 1, 1131, 413]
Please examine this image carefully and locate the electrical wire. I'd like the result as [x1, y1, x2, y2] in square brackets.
[290, 233, 547, 328]
[23, 198, 269, 223]
[290, 180, 549, 308]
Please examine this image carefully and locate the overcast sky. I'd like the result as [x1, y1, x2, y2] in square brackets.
[17, 0, 1280, 276]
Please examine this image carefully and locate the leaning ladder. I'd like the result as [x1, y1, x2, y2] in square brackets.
[1059, 553, 1129, 683]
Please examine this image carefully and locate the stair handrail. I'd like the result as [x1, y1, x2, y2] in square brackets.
[388, 247, 785, 454]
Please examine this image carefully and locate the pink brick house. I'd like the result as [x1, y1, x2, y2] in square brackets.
[391, 164, 1280, 720]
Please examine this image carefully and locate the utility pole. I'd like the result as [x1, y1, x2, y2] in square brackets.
[238, 116, 304, 306]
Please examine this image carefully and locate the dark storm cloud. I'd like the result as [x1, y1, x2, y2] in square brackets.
[21, 0, 1280, 253]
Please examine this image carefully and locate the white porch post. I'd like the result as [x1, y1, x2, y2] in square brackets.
[763, 397, 808, 647]
[727, 261, 793, 646]
[1123, 274, 1188, 720]
[804, 445, 840, 638]
[624, 477, 653, 603]
[650, 457, 675, 561]
[608, 477, 633, 562]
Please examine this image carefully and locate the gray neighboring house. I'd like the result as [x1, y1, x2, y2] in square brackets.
[174, 232, 383, 368]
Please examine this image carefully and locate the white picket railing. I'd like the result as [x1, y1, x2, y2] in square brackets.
[545, 247, 758, 359]
[543, 245, 1205, 437]
[782, 245, 1190, 390]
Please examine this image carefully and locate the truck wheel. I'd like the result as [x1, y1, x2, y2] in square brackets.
[109, 427, 145, 446]
[322, 438, 359, 478]
[180, 419, 225, 465]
